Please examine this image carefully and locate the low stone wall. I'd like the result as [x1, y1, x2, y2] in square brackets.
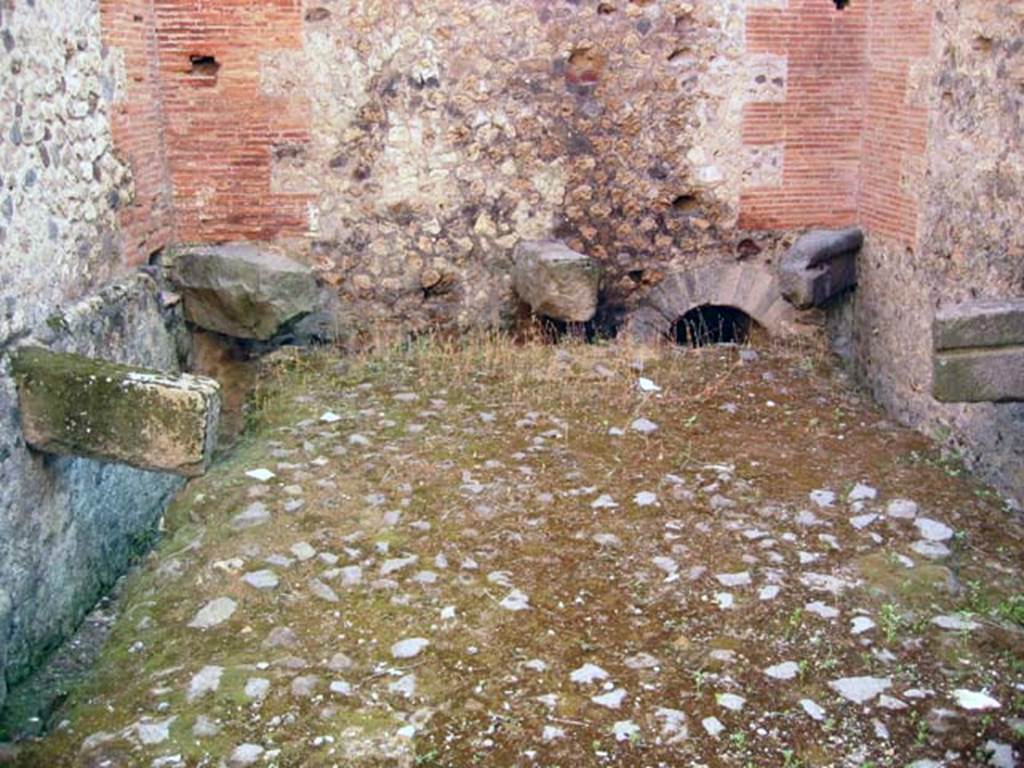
[0, 274, 190, 716]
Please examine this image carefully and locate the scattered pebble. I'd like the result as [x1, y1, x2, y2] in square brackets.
[391, 638, 430, 660]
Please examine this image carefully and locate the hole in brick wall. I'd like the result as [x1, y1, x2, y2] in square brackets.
[833, 0, 850, 8]
[736, 238, 762, 260]
[566, 47, 605, 85]
[189, 55, 220, 80]
[671, 194, 700, 213]
[305, 7, 331, 22]
[674, 305, 758, 347]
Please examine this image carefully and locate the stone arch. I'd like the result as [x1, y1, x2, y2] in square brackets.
[625, 262, 800, 343]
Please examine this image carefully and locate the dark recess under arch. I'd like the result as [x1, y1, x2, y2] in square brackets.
[674, 304, 759, 347]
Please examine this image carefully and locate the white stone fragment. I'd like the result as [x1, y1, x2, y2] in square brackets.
[953, 689, 1001, 711]
[228, 743, 264, 767]
[850, 513, 879, 530]
[915, 518, 954, 542]
[805, 601, 839, 620]
[634, 491, 658, 507]
[652, 556, 678, 575]
[716, 693, 746, 712]
[329, 680, 352, 696]
[612, 720, 640, 741]
[308, 578, 340, 603]
[809, 490, 836, 508]
[878, 695, 907, 710]
[391, 638, 430, 660]
[911, 540, 951, 559]
[624, 652, 659, 670]
[800, 699, 826, 721]
[570, 663, 609, 684]
[388, 674, 417, 697]
[500, 589, 530, 611]
[242, 570, 279, 590]
[591, 688, 627, 709]
[188, 598, 237, 629]
[848, 483, 877, 502]
[886, 499, 919, 519]
[931, 614, 980, 631]
[701, 717, 725, 737]
[136, 717, 176, 745]
[381, 555, 418, 575]
[715, 571, 751, 587]
[764, 661, 800, 681]
[851, 616, 876, 635]
[984, 740, 1016, 768]
[828, 676, 891, 704]
[245, 468, 275, 482]
[800, 572, 856, 595]
[244, 678, 270, 700]
[187, 666, 223, 702]
[542, 725, 565, 742]
[290, 542, 317, 561]
[631, 418, 659, 434]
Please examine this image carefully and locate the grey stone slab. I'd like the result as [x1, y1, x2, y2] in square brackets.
[933, 347, 1024, 403]
[512, 240, 602, 323]
[168, 244, 319, 340]
[12, 346, 221, 477]
[780, 227, 863, 309]
[934, 299, 1024, 351]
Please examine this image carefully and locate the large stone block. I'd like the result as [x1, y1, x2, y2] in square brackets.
[933, 299, 1024, 403]
[11, 347, 221, 477]
[512, 240, 603, 323]
[780, 227, 863, 309]
[933, 299, 1024, 352]
[168, 244, 319, 340]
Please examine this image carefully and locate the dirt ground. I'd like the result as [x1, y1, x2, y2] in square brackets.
[8, 337, 1023, 767]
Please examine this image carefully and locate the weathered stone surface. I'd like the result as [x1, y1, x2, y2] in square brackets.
[933, 349, 1024, 403]
[1, 274, 189, 708]
[0, 589, 10, 714]
[780, 227, 863, 310]
[12, 347, 220, 477]
[933, 300, 1024, 352]
[625, 263, 800, 341]
[168, 244, 319, 340]
[827, 0, 1024, 505]
[512, 240, 602, 323]
[932, 300, 1024, 403]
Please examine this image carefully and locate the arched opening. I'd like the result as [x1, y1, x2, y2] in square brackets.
[673, 304, 758, 347]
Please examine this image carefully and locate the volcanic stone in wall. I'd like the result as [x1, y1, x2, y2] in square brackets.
[11, 347, 221, 477]
[512, 240, 603, 323]
[168, 244, 319, 340]
[933, 299, 1024, 403]
[779, 227, 863, 310]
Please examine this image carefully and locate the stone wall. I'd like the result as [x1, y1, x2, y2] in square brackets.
[0, 0, 133, 344]
[146, 0, 870, 334]
[839, 0, 1024, 505]
[0, 0, 185, 714]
